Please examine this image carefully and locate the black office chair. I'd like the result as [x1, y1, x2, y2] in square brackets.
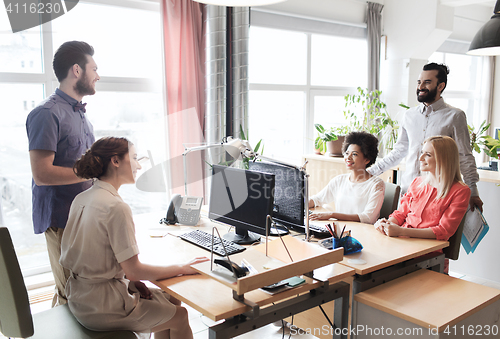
[0, 227, 137, 339]
[443, 215, 466, 261]
[379, 182, 401, 219]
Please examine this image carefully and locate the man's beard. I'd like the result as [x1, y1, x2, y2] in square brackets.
[75, 70, 95, 96]
[417, 86, 438, 103]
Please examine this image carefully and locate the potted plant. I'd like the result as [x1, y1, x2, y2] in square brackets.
[342, 87, 401, 155]
[314, 124, 340, 156]
[469, 121, 500, 169]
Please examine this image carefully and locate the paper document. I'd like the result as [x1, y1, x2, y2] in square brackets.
[461, 207, 489, 254]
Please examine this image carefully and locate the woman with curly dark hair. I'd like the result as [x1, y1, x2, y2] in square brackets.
[60, 137, 208, 339]
[309, 131, 385, 224]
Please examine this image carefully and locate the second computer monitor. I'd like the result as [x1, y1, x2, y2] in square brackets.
[248, 161, 305, 229]
[209, 164, 275, 244]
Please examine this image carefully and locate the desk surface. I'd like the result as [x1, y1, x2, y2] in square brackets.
[134, 212, 354, 321]
[354, 269, 500, 331]
[134, 212, 448, 319]
[328, 221, 449, 275]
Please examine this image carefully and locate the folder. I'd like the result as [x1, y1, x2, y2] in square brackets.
[461, 207, 489, 254]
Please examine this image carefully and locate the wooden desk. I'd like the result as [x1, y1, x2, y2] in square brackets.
[353, 269, 500, 337]
[133, 212, 355, 338]
[304, 210, 449, 281]
[290, 220, 449, 338]
[337, 222, 448, 275]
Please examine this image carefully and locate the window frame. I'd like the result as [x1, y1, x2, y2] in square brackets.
[0, 0, 162, 277]
[249, 15, 368, 160]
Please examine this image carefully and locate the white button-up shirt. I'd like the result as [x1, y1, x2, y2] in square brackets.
[368, 98, 479, 196]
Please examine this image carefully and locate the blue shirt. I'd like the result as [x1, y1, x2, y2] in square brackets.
[26, 88, 95, 234]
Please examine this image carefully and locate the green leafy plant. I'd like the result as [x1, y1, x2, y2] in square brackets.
[240, 125, 263, 169]
[342, 87, 401, 152]
[469, 121, 490, 154]
[469, 121, 500, 160]
[481, 135, 500, 159]
[314, 123, 338, 153]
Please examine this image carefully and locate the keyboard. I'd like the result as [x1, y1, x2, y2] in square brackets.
[179, 229, 246, 256]
[290, 221, 332, 238]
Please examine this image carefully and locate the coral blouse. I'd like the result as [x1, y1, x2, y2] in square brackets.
[389, 177, 470, 241]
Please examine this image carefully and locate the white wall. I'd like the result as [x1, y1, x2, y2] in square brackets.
[493, 58, 500, 130]
[450, 181, 500, 283]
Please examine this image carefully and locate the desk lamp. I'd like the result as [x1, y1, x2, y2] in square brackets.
[182, 136, 247, 195]
[135, 151, 168, 192]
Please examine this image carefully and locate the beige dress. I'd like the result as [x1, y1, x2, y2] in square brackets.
[60, 180, 176, 332]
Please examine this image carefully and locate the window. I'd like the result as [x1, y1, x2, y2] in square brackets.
[249, 23, 367, 165]
[0, 25, 43, 73]
[249, 26, 307, 86]
[429, 52, 488, 128]
[311, 34, 367, 87]
[248, 90, 305, 161]
[0, 0, 166, 276]
[429, 51, 491, 163]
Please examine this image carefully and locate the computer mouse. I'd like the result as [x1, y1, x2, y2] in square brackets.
[214, 258, 249, 278]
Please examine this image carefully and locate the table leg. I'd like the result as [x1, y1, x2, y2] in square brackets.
[208, 281, 351, 339]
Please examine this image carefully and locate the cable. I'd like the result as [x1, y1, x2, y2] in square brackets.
[270, 217, 294, 262]
[318, 305, 334, 329]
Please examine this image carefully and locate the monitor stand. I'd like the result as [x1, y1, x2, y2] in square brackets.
[223, 229, 261, 245]
[269, 220, 289, 236]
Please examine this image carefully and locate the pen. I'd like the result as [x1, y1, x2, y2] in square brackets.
[340, 225, 346, 239]
[325, 223, 335, 237]
[332, 224, 338, 239]
[329, 223, 338, 239]
[326, 224, 337, 238]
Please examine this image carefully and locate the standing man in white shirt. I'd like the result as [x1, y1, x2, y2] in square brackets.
[368, 62, 483, 212]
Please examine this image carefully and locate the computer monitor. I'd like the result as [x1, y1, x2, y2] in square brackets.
[248, 161, 305, 230]
[209, 164, 275, 244]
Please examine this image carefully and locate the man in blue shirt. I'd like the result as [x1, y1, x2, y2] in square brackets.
[26, 41, 99, 306]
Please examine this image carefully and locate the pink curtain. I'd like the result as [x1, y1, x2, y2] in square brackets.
[162, 0, 205, 197]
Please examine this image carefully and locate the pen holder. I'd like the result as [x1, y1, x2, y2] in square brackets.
[319, 236, 363, 255]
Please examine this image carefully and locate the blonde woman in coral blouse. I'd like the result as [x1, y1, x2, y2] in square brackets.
[374, 135, 470, 273]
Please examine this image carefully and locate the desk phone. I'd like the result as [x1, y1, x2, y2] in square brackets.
[165, 194, 203, 226]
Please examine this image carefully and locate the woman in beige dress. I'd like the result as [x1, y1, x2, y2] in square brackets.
[60, 137, 208, 339]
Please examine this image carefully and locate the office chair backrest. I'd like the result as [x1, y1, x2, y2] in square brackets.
[0, 227, 34, 338]
[379, 182, 401, 220]
[443, 215, 466, 261]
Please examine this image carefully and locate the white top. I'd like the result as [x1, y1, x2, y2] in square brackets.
[310, 173, 385, 224]
[60, 180, 176, 332]
[368, 98, 479, 195]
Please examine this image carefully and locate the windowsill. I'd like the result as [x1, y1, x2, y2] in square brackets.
[24, 272, 55, 291]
